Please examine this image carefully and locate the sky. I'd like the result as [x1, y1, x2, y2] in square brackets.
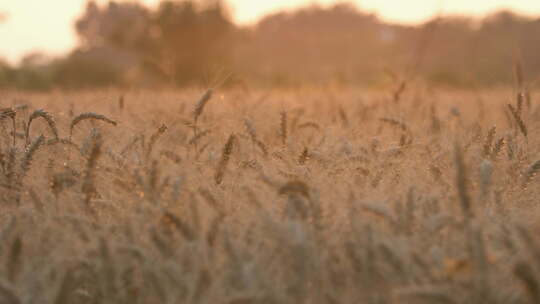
[1, 0, 540, 64]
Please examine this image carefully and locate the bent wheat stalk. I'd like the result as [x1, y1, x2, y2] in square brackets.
[70, 112, 117, 139]
[26, 109, 58, 145]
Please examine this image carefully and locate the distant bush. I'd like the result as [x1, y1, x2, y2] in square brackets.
[54, 48, 127, 89]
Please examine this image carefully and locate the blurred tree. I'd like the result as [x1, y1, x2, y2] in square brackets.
[3, 1, 540, 89]
[145, 1, 235, 85]
[76, 1, 150, 51]
[72, 0, 235, 87]
[0, 59, 15, 89]
[16, 53, 55, 90]
[54, 48, 127, 88]
[234, 3, 386, 86]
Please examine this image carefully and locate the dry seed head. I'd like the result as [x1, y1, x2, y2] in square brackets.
[298, 147, 310, 165]
[243, 118, 268, 156]
[120, 134, 143, 156]
[338, 105, 349, 127]
[517, 92, 525, 114]
[199, 188, 226, 216]
[160, 150, 182, 164]
[280, 111, 287, 146]
[505, 133, 516, 160]
[361, 202, 395, 223]
[298, 121, 321, 131]
[26, 109, 58, 145]
[162, 211, 196, 241]
[483, 126, 496, 157]
[215, 134, 236, 185]
[189, 129, 211, 145]
[454, 142, 473, 220]
[146, 123, 168, 157]
[279, 180, 310, 198]
[1, 108, 17, 146]
[430, 104, 441, 133]
[196, 142, 210, 158]
[381, 117, 411, 146]
[507, 104, 527, 138]
[523, 159, 540, 187]
[70, 112, 117, 138]
[193, 89, 213, 123]
[254, 139, 268, 157]
[0, 108, 15, 119]
[118, 95, 125, 110]
[80, 128, 103, 157]
[380, 117, 408, 132]
[20, 135, 45, 177]
[5, 148, 17, 185]
[490, 137, 505, 159]
[243, 118, 257, 140]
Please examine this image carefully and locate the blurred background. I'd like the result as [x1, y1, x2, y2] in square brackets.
[1, 0, 540, 90]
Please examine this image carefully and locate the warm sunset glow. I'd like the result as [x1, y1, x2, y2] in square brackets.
[1, 0, 540, 63]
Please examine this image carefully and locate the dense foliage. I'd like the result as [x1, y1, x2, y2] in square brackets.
[1, 1, 540, 90]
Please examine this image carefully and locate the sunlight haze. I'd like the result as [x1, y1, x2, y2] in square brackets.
[1, 0, 540, 63]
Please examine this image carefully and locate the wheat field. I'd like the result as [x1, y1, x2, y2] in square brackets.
[0, 86, 539, 303]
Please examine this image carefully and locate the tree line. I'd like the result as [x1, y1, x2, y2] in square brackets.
[0, 1, 539, 90]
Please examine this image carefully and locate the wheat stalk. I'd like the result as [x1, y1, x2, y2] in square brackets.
[244, 118, 268, 156]
[193, 89, 213, 124]
[507, 104, 527, 138]
[0, 108, 17, 147]
[522, 159, 540, 187]
[298, 121, 321, 131]
[280, 111, 288, 146]
[146, 123, 167, 158]
[81, 130, 103, 209]
[188, 129, 211, 146]
[483, 126, 496, 158]
[162, 211, 196, 241]
[454, 142, 473, 221]
[298, 147, 309, 165]
[26, 109, 58, 145]
[20, 135, 45, 178]
[215, 134, 236, 185]
[490, 137, 505, 159]
[199, 188, 226, 217]
[70, 112, 117, 139]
